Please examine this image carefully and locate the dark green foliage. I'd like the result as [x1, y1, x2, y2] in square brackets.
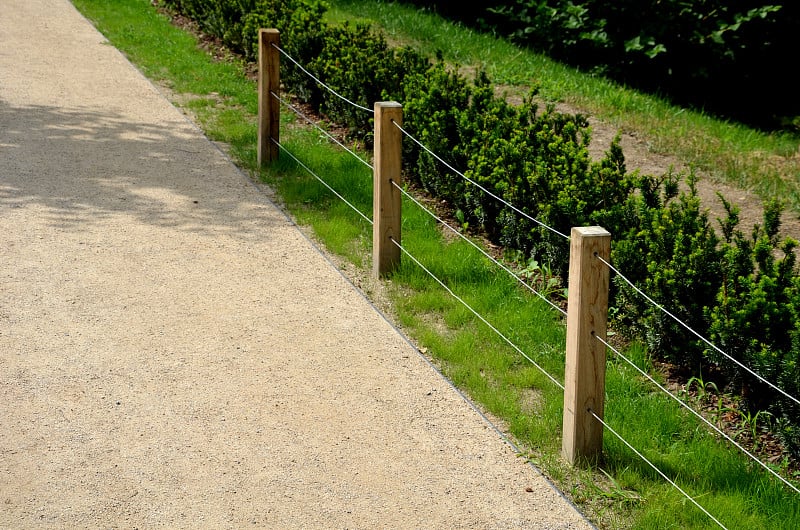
[612, 173, 723, 366]
[407, 0, 798, 129]
[401, 65, 633, 279]
[708, 199, 800, 410]
[309, 23, 426, 142]
[159, 0, 330, 101]
[400, 59, 473, 202]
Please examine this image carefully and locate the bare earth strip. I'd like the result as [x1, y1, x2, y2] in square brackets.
[0, 1, 592, 528]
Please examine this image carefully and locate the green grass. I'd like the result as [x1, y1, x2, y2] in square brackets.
[71, 0, 800, 528]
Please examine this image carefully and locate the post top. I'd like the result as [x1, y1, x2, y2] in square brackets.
[571, 226, 610, 237]
[374, 101, 402, 110]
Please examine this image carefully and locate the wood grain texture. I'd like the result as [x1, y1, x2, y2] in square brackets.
[562, 226, 611, 466]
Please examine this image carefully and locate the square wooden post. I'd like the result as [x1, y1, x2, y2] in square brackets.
[373, 102, 403, 278]
[562, 226, 611, 466]
[258, 29, 280, 165]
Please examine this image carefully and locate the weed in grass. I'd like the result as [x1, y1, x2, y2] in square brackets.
[726, 408, 773, 448]
[684, 374, 720, 402]
[516, 258, 565, 301]
[592, 468, 643, 506]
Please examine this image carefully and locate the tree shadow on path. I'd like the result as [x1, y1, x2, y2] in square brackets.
[0, 98, 281, 241]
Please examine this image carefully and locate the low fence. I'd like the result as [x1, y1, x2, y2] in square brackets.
[253, 28, 798, 529]
[256, 28, 610, 467]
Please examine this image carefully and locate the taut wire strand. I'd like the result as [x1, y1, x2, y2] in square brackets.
[594, 333, 800, 495]
[390, 119, 570, 241]
[390, 180, 567, 316]
[271, 43, 374, 114]
[596, 254, 800, 408]
[272, 139, 373, 225]
[272, 91, 373, 171]
[389, 237, 565, 390]
[587, 409, 729, 530]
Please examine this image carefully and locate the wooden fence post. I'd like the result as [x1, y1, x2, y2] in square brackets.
[373, 101, 403, 278]
[562, 226, 611, 466]
[258, 28, 280, 166]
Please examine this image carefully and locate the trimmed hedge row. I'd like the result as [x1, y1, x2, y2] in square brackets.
[158, 0, 800, 457]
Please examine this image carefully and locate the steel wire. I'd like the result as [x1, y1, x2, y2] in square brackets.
[594, 333, 800, 495]
[272, 91, 373, 171]
[596, 254, 800, 408]
[390, 180, 567, 317]
[390, 119, 570, 241]
[587, 409, 729, 530]
[271, 43, 374, 114]
[389, 236, 565, 390]
[272, 139, 372, 225]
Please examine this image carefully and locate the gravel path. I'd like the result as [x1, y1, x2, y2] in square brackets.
[0, 1, 593, 527]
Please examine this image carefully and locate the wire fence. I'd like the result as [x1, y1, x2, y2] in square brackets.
[272, 90, 373, 171]
[587, 408, 729, 530]
[389, 180, 567, 317]
[269, 134, 372, 225]
[261, 38, 799, 528]
[271, 42, 374, 115]
[597, 254, 800, 408]
[389, 235, 565, 391]
[391, 119, 570, 241]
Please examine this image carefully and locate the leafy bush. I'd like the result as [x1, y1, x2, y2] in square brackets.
[612, 174, 723, 367]
[708, 199, 800, 408]
[401, 64, 633, 278]
[309, 23, 427, 142]
[407, 0, 798, 129]
[159, 0, 329, 101]
[400, 60, 477, 203]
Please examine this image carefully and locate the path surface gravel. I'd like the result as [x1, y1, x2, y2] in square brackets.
[0, 1, 592, 527]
